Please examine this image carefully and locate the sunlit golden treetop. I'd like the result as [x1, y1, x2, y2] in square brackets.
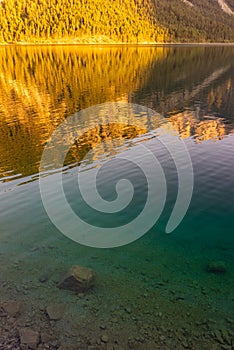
[0, 0, 168, 43]
[1, 0, 234, 43]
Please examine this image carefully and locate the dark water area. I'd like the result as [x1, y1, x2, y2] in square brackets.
[0, 45, 234, 349]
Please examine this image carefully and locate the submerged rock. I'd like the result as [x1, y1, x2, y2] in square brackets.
[1, 300, 22, 317]
[58, 265, 96, 292]
[39, 274, 48, 283]
[101, 334, 109, 343]
[46, 304, 66, 320]
[58, 344, 71, 350]
[19, 327, 40, 350]
[206, 261, 227, 274]
[41, 332, 56, 343]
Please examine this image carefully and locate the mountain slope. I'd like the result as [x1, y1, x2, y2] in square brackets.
[217, 0, 234, 15]
[0, 0, 234, 43]
[0, 0, 169, 43]
[146, 0, 234, 42]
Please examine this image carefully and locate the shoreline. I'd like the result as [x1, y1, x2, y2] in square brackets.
[1, 39, 234, 47]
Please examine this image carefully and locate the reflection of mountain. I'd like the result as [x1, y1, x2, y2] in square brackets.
[134, 46, 234, 118]
[168, 111, 230, 142]
[138, 65, 233, 116]
[0, 46, 163, 179]
[0, 46, 165, 124]
[66, 123, 147, 165]
[0, 46, 234, 182]
[66, 112, 231, 166]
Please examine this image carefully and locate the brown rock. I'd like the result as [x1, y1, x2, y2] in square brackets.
[58, 265, 95, 292]
[58, 344, 71, 350]
[2, 300, 22, 317]
[41, 332, 56, 343]
[20, 345, 28, 350]
[101, 334, 109, 343]
[206, 261, 226, 274]
[46, 304, 66, 321]
[37, 345, 45, 350]
[19, 327, 40, 350]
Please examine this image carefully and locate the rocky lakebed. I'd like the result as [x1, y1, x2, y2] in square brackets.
[0, 231, 234, 350]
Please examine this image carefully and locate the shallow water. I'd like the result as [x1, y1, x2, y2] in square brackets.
[0, 45, 234, 349]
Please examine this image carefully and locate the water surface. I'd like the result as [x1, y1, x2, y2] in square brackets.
[0, 45, 234, 349]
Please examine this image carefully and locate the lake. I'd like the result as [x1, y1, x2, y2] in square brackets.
[0, 45, 234, 349]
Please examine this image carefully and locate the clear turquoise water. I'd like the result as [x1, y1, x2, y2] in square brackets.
[0, 45, 234, 348]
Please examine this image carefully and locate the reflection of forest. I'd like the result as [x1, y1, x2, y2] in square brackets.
[169, 111, 230, 142]
[65, 112, 231, 167]
[0, 46, 234, 181]
[134, 47, 234, 118]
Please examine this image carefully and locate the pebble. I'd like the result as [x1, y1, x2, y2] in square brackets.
[77, 293, 85, 298]
[106, 344, 114, 350]
[58, 344, 71, 350]
[182, 341, 189, 348]
[206, 261, 227, 274]
[101, 334, 109, 343]
[221, 345, 232, 350]
[214, 330, 224, 344]
[221, 329, 231, 345]
[226, 317, 234, 324]
[41, 332, 56, 344]
[39, 275, 48, 283]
